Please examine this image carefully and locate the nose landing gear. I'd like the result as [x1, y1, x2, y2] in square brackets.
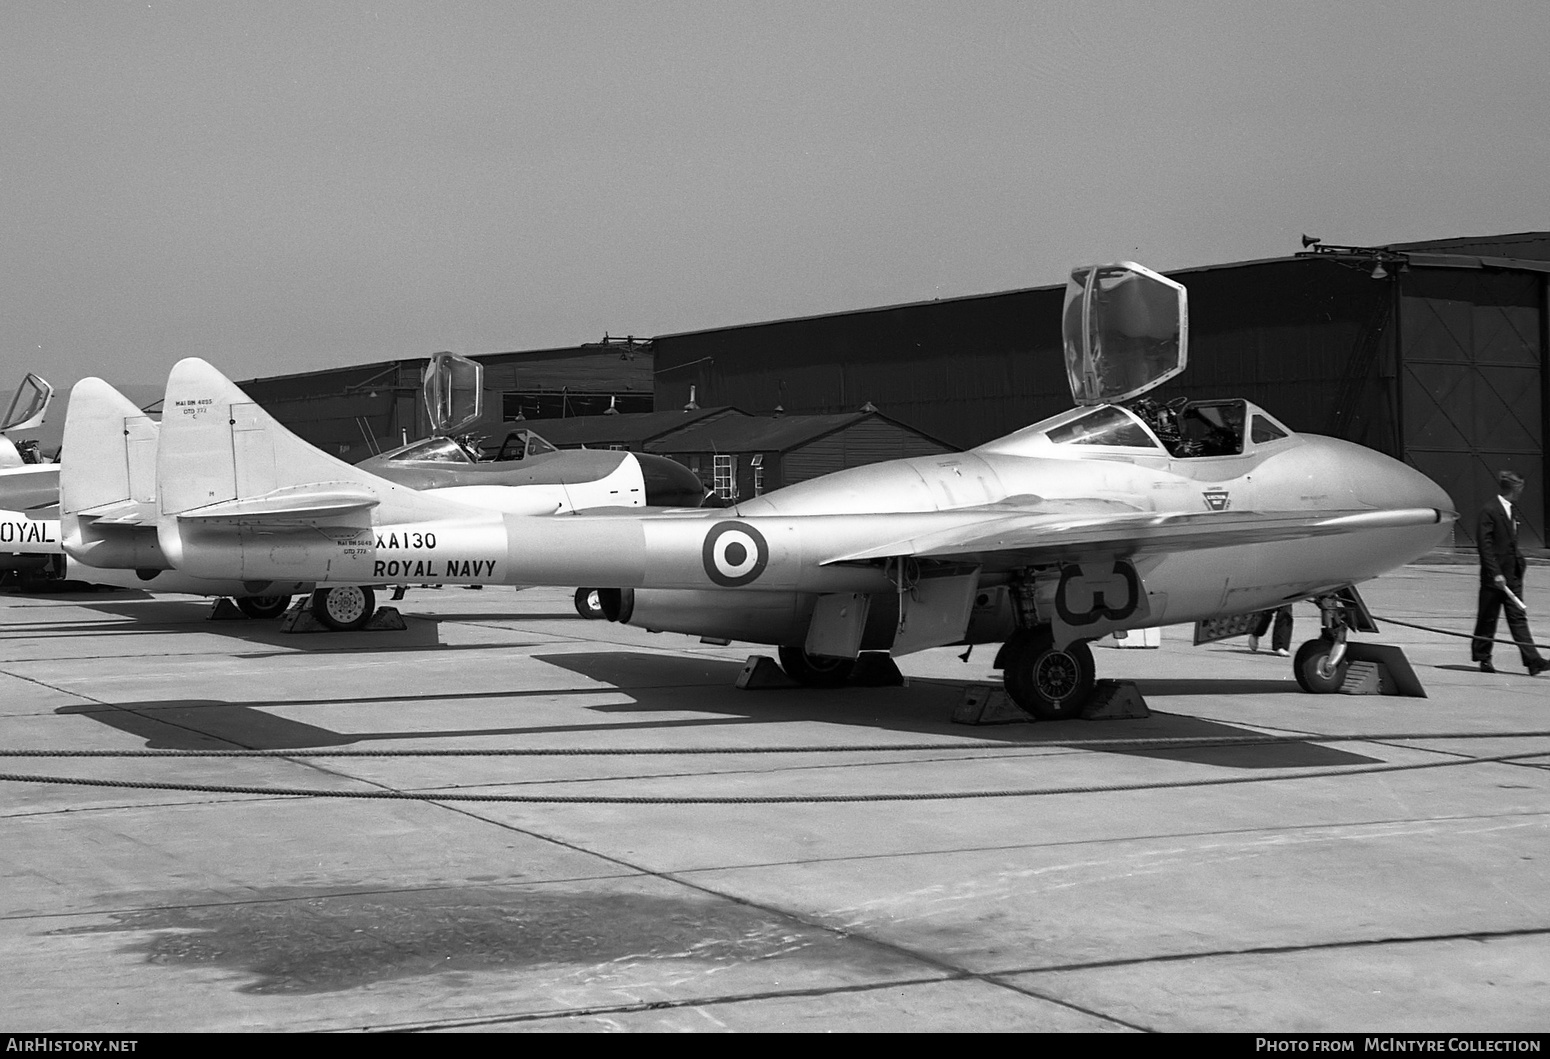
[1293, 635, 1349, 693]
[1292, 587, 1380, 694]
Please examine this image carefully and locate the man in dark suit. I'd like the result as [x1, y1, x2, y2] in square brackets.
[1472, 470, 1548, 676]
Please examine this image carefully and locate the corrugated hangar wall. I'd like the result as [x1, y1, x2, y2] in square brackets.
[240, 342, 654, 464]
[652, 253, 1548, 548]
[650, 259, 1394, 450]
[652, 287, 1066, 449]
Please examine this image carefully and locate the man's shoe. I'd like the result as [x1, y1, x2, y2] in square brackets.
[1247, 635, 1260, 652]
[1273, 648, 1289, 657]
[1478, 660, 1497, 674]
[1529, 659, 1549, 677]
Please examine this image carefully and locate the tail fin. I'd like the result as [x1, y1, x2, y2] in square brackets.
[61, 378, 158, 519]
[157, 358, 487, 522]
[156, 359, 495, 579]
[60, 378, 166, 569]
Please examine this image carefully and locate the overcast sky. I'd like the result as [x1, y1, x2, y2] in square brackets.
[4, 0, 1548, 406]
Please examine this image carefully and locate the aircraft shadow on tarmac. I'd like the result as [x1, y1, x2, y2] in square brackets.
[49, 651, 1378, 768]
[536, 651, 1380, 769]
[55, 598, 449, 652]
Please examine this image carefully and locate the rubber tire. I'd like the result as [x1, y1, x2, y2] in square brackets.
[235, 594, 292, 620]
[310, 586, 375, 631]
[574, 587, 606, 620]
[1001, 628, 1096, 720]
[1293, 637, 1348, 693]
[777, 645, 856, 687]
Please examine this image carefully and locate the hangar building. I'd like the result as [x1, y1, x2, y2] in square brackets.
[516, 406, 955, 502]
[237, 232, 1547, 549]
[649, 233, 1550, 549]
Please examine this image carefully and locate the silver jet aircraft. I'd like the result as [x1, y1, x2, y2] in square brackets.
[41, 370, 703, 627]
[143, 263, 1457, 717]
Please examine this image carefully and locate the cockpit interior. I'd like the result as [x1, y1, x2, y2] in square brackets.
[383, 428, 561, 465]
[1035, 398, 1292, 459]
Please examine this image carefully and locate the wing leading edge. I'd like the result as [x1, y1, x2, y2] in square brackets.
[819, 506, 1455, 568]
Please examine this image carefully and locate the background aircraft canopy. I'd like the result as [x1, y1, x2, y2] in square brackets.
[423, 352, 483, 436]
[1063, 263, 1188, 406]
[0, 373, 54, 469]
[2, 374, 53, 435]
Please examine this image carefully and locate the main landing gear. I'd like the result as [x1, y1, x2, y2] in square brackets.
[309, 585, 376, 631]
[777, 645, 855, 687]
[997, 628, 1095, 720]
[233, 594, 292, 620]
[574, 587, 606, 620]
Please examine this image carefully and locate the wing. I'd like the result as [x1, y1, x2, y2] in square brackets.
[819, 506, 1454, 568]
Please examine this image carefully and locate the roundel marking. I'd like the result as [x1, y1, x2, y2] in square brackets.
[702, 520, 769, 587]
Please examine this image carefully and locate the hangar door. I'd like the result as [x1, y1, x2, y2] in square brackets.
[1400, 269, 1544, 548]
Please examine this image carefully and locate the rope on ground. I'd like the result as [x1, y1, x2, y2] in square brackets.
[0, 749, 1545, 803]
[3, 730, 1550, 758]
[1370, 613, 1548, 652]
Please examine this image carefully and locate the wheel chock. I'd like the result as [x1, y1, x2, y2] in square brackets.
[850, 652, 906, 686]
[1340, 644, 1426, 697]
[1079, 680, 1150, 719]
[1341, 660, 1390, 695]
[363, 606, 408, 631]
[279, 603, 326, 633]
[736, 655, 798, 690]
[207, 597, 247, 621]
[952, 684, 1034, 725]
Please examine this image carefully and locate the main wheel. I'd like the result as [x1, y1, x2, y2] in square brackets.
[1001, 629, 1095, 720]
[310, 586, 375, 631]
[777, 645, 856, 687]
[1293, 637, 1348, 693]
[235, 594, 292, 620]
[573, 587, 606, 619]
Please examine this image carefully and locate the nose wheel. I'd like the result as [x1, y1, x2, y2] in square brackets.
[1293, 636, 1349, 693]
[1292, 589, 1368, 693]
[1000, 628, 1095, 720]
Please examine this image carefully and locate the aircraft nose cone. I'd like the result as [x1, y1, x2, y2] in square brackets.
[638, 454, 709, 508]
[1341, 440, 1456, 516]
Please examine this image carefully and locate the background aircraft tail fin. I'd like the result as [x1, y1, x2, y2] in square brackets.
[60, 378, 167, 569]
[60, 378, 158, 520]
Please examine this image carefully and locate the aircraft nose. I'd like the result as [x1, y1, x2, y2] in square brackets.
[638, 453, 709, 508]
[1343, 441, 1456, 516]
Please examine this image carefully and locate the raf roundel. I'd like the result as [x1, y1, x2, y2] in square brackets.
[701, 520, 769, 587]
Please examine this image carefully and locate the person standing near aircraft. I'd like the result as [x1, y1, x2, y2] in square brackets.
[1247, 605, 1293, 656]
[1471, 470, 1548, 676]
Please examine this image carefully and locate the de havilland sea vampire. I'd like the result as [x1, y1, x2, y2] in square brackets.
[4, 357, 705, 624]
[125, 263, 1457, 716]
